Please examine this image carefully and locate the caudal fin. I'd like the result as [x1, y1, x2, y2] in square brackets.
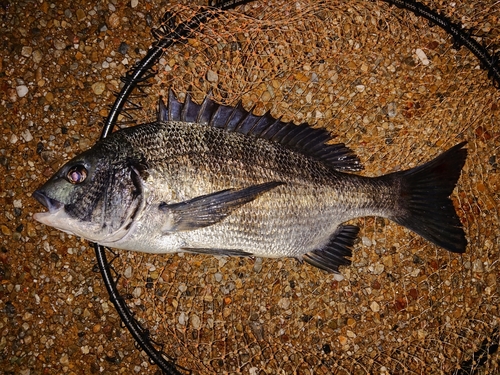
[389, 142, 468, 253]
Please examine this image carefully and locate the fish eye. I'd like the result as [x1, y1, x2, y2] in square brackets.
[66, 165, 88, 184]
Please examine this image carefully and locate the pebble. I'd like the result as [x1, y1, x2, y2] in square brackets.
[382, 255, 393, 268]
[16, 85, 29, 98]
[54, 40, 67, 50]
[178, 312, 186, 325]
[472, 259, 483, 273]
[132, 287, 142, 298]
[253, 257, 263, 273]
[76, 9, 86, 22]
[10, 134, 20, 145]
[346, 330, 357, 338]
[370, 301, 380, 312]
[206, 70, 218, 83]
[190, 314, 201, 329]
[355, 84, 365, 92]
[131, 0, 139, 8]
[124, 266, 133, 278]
[101, 301, 110, 313]
[23, 312, 33, 321]
[91, 82, 106, 95]
[294, 72, 308, 82]
[277, 297, 290, 309]
[60, 353, 69, 365]
[261, 90, 272, 102]
[347, 61, 357, 70]
[386, 102, 397, 118]
[26, 223, 36, 237]
[486, 272, 496, 288]
[78, 137, 91, 150]
[108, 13, 121, 29]
[118, 42, 129, 55]
[333, 273, 344, 282]
[218, 257, 227, 268]
[370, 263, 385, 275]
[21, 46, 32, 57]
[21, 129, 33, 142]
[35, 66, 43, 82]
[415, 48, 430, 66]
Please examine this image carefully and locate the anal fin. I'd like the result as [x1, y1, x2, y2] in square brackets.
[303, 225, 360, 273]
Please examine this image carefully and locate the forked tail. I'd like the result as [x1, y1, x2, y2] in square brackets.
[387, 141, 468, 253]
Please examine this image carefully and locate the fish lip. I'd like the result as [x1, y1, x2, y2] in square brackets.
[32, 190, 64, 214]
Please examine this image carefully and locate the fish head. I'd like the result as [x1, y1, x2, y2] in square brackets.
[33, 143, 145, 243]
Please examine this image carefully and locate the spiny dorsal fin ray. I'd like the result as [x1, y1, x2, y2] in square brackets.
[157, 89, 183, 122]
[181, 92, 202, 123]
[158, 90, 363, 172]
[197, 91, 219, 124]
[229, 102, 259, 133]
[157, 95, 167, 122]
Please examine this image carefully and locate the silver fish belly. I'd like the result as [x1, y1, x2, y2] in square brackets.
[33, 91, 467, 273]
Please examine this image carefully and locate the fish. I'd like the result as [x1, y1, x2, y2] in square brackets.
[33, 90, 468, 273]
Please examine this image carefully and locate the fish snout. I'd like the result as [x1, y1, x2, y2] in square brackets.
[33, 190, 64, 213]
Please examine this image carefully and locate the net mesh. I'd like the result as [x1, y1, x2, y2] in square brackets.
[101, 1, 500, 373]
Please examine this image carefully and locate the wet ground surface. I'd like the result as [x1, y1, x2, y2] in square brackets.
[1, 0, 499, 374]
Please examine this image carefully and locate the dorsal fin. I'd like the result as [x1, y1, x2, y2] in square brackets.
[157, 89, 363, 172]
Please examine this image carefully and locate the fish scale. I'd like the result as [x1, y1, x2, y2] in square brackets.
[33, 92, 467, 273]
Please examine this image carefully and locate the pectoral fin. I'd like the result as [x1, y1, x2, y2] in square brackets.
[160, 181, 283, 233]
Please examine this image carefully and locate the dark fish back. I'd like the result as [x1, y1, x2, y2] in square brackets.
[158, 90, 363, 172]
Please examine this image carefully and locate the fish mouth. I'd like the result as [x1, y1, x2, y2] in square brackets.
[32, 190, 74, 233]
[32, 190, 64, 214]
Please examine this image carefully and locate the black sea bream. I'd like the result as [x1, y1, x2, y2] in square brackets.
[33, 91, 468, 273]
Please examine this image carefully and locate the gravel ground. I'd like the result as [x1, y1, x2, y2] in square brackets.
[1, 0, 499, 374]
